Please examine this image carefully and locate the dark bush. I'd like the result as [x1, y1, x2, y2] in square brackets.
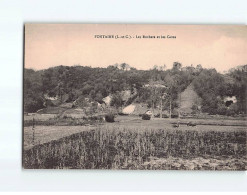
[63, 115, 68, 119]
[118, 112, 128, 116]
[24, 96, 44, 113]
[171, 114, 179, 118]
[142, 114, 151, 120]
[105, 113, 115, 122]
[89, 116, 98, 121]
[226, 109, 236, 116]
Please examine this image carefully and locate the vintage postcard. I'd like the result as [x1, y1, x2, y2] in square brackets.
[23, 24, 247, 170]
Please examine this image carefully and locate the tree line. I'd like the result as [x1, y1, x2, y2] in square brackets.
[24, 63, 247, 116]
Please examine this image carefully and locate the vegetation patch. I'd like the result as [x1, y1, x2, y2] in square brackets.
[142, 114, 151, 120]
[23, 127, 246, 170]
[105, 113, 115, 123]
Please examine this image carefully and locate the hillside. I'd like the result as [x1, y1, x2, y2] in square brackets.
[24, 63, 247, 116]
[180, 84, 202, 114]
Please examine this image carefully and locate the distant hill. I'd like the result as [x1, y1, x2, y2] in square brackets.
[24, 63, 247, 115]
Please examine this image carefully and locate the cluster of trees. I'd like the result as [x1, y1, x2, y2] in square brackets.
[24, 64, 145, 112]
[24, 63, 247, 116]
[24, 69, 44, 112]
[193, 68, 247, 115]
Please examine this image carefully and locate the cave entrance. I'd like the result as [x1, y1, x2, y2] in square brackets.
[225, 100, 233, 107]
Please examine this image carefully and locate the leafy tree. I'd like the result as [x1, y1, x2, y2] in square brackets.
[95, 92, 104, 103]
[228, 69, 247, 114]
[172, 62, 182, 72]
[110, 92, 123, 110]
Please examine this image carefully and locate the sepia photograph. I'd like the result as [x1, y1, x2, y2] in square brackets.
[23, 24, 247, 170]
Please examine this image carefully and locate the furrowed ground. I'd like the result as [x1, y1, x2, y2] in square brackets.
[23, 115, 247, 170]
[23, 115, 247, 149]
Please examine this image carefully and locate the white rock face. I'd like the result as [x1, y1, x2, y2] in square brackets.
[122, 104, 136, 114]
[224, 96, 237, 103]
[44, 94, 58, 100]
[102, 95, 112, 106]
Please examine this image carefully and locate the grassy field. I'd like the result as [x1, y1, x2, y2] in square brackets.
[23, 125, 95, 150]
[23, 115, 247, 170]
[114, 115, 247, 128]
[24, 114, 247, 127]
[23, 115, 247, 149]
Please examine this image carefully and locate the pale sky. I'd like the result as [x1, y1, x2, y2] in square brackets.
[25, 24, 247, 72]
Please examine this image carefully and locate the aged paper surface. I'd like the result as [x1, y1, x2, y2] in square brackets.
[23, 24, 247, 170]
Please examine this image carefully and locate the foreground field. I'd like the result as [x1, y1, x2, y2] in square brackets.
[23, 125, 247, 170]
[23, 116, 247, 150]
[23, 125, 95, 150]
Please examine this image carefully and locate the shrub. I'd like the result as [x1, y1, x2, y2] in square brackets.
[24, 96, 44, 113]
[89, 116, 98, 121]
[105, 113, 115, 122]
[142, 114, 151, 120]
[171, 114, 178, 118]
[118, 112, 128, 116]
[217, 106, 227, 115]
[63, 115, 68, 119]
[226, 109, 236, 116]
[226, 104, 239, 116]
